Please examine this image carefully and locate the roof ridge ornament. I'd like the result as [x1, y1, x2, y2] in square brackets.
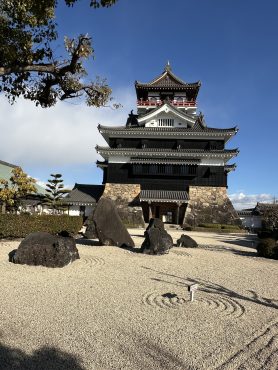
[196, 111, 206, 128]
[165, 61, 172, 72]
[126, 109, 139, 128]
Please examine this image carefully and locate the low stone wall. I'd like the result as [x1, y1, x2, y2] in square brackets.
[102, 183, 145, 227]
[184, 186, 240, 226]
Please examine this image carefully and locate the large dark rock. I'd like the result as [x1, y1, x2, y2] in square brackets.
[9, 232, 80, 268]
[84, 212, 98, 239]
[177, 234, 198, 248]
[94, 197, 135, 248]
[146, 218, 165, 232]
[84, 221, 98, 239]
[141, 218, 173, 255]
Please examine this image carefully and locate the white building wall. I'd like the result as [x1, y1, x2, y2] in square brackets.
[200, 158, 225, 166]
[240, 215, 262, 230]
[145, 113, 189, 128]
[68, 205, 95, 217]
[68, 206, 80, 216]
[109, 156, 130, 163]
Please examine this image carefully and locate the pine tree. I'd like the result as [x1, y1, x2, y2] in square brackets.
[44, 174, 69, 213]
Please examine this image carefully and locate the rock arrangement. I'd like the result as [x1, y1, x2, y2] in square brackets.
[141, 218, 173, 255]
[93, 197, 135, 248]
[9, 231, 80, 268]
[176, 234, 198, 248]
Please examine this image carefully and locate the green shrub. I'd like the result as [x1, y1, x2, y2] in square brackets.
[192, 226, 245, 233]
[198, 223, 222, 229]
[220, 228, 241, 233]
[0, 214, 83, 238]
[257, 238, 278, 259]
[198, 223, 241, 231]
[221, 225, 241, 230]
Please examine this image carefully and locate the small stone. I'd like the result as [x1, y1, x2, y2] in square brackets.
[177, 234, 198, 248]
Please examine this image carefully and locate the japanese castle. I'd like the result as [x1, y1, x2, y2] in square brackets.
[96, 63, 239, 225]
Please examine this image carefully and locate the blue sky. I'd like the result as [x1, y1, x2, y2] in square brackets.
[0, 0, 277, 209]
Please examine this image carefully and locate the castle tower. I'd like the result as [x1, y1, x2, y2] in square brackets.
[96, 64, 239, 225]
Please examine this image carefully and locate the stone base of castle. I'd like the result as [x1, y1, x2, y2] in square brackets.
[183, 186, 240, 226]
[102, 183, 239, 227]
[102, 183, 145, 228]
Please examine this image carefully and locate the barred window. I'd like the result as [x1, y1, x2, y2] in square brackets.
[158, 119, 174, 127]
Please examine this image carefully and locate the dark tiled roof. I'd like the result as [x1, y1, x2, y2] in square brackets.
[255, 203, 278, 214]
[0, 160, 18, 168]
[237, 210, 254, 216]
[130, 158, 200, 165]
[98, 124, 238, 135]
[97, 146, 239, 156]
[64, 184, 104, 205]
[135, 67, 201, 90]
[140, 189, 189, 203]
[224, 164, 237, 172]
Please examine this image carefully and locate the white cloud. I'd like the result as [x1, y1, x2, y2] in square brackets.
[0, 87, 135, 168]
[229, 192, 275, 210]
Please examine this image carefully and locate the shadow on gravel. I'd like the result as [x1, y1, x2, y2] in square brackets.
[0, 344, 85, 370]
[214, 234, 258, 249]
[198, 244, 257, 257]
[141, 266, 278, 310]
[75, 239, 101, 247]
[120, 245, 143, 254]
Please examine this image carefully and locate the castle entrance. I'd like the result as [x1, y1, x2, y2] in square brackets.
[141, 201, 187, 225]
[140, 189, 189, 225]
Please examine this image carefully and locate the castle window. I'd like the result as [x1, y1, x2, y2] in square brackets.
[158, 119, 174, 127]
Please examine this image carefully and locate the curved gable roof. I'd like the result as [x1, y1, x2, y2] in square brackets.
[137, 102, 196, 125]
[135, 64, 201, 90]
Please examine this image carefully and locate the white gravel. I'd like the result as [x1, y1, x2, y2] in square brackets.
[0, 230, 277, 370]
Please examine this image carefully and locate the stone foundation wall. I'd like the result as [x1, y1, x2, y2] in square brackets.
[184, 186, 240, 226]
[102, 183, 145, 227]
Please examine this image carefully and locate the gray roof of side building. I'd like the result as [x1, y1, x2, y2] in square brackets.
[0, 160, 18, 168]
[255, 202, 278, 214]
[0, 160, 46, 195]
[64, 184, 104, 205]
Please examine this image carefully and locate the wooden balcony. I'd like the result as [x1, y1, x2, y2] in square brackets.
[137, 100, 196, 107]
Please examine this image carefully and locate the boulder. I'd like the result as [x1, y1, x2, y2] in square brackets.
[141, 218, 173, 255]
[9, 232, 80, 268]
[146, 218, 165, 232]
[176, 234, 198, 248]
[94, 197, 135, 248]
[83, 212, 98, 239]
[84, 221, 98, 239]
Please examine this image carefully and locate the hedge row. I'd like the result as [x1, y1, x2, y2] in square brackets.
[257, 238, 278, 260]
[198, 223, 241, 230]
[0, 214, 83, 238]
[193, 226, 245, 233]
